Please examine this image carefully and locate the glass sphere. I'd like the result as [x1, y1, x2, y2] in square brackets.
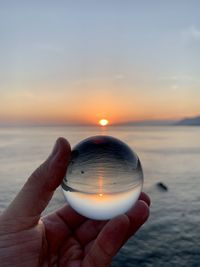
[62, 135, 143, 220]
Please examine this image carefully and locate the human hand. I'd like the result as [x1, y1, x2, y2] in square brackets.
[0, 138, 150, 267]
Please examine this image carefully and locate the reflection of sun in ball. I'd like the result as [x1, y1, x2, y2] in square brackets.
[99, 119, 109, 126]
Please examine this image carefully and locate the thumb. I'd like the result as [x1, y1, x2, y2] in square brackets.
[1, 137, 71, 227]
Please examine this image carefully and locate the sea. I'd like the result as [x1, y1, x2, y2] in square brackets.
[0, 125, 200, 267]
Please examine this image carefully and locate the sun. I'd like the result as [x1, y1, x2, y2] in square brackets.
[99, 119, 109, 126]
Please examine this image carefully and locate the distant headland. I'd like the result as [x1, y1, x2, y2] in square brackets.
[176, 115, 200, 126]
[114, 115, 200, 126]
[114, 120, 175, 126]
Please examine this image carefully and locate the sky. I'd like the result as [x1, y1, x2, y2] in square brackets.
[0, 0, 200, 125]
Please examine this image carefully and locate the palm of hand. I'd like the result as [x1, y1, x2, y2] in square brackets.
[40, 208, 107, 267]
[0, 209, 100, 267]
[0, 199, 148, 267]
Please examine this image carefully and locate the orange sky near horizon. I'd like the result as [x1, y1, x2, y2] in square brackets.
[1, 81, 200, 125]
[0, 2, 200, 126]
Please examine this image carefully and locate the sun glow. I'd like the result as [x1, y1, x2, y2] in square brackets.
[99, 119, 109, 126]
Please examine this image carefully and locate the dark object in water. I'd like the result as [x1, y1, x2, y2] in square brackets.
[157, 182, 168, 191]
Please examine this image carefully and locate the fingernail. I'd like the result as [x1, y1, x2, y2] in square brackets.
[140, 201, 150, 221]
[51, 139, 60, 156]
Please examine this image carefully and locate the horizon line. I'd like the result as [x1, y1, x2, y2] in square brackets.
[0, 115, 199, 127]
[0, 118, 178, 127]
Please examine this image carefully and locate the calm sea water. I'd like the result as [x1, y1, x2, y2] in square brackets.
[0, 126, 200, 267]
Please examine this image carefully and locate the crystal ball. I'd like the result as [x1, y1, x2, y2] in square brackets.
[62, 135, 143, 220]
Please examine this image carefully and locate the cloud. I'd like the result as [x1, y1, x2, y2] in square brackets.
[171, 84, 179, 90]
[181, 25, 200, 42]
[114, 74, 125, 80]
[159, 75, 195, 82]
[33, 42, 63, 53]
[72, 74, 126, 85]
[159, 74, 199, 91]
